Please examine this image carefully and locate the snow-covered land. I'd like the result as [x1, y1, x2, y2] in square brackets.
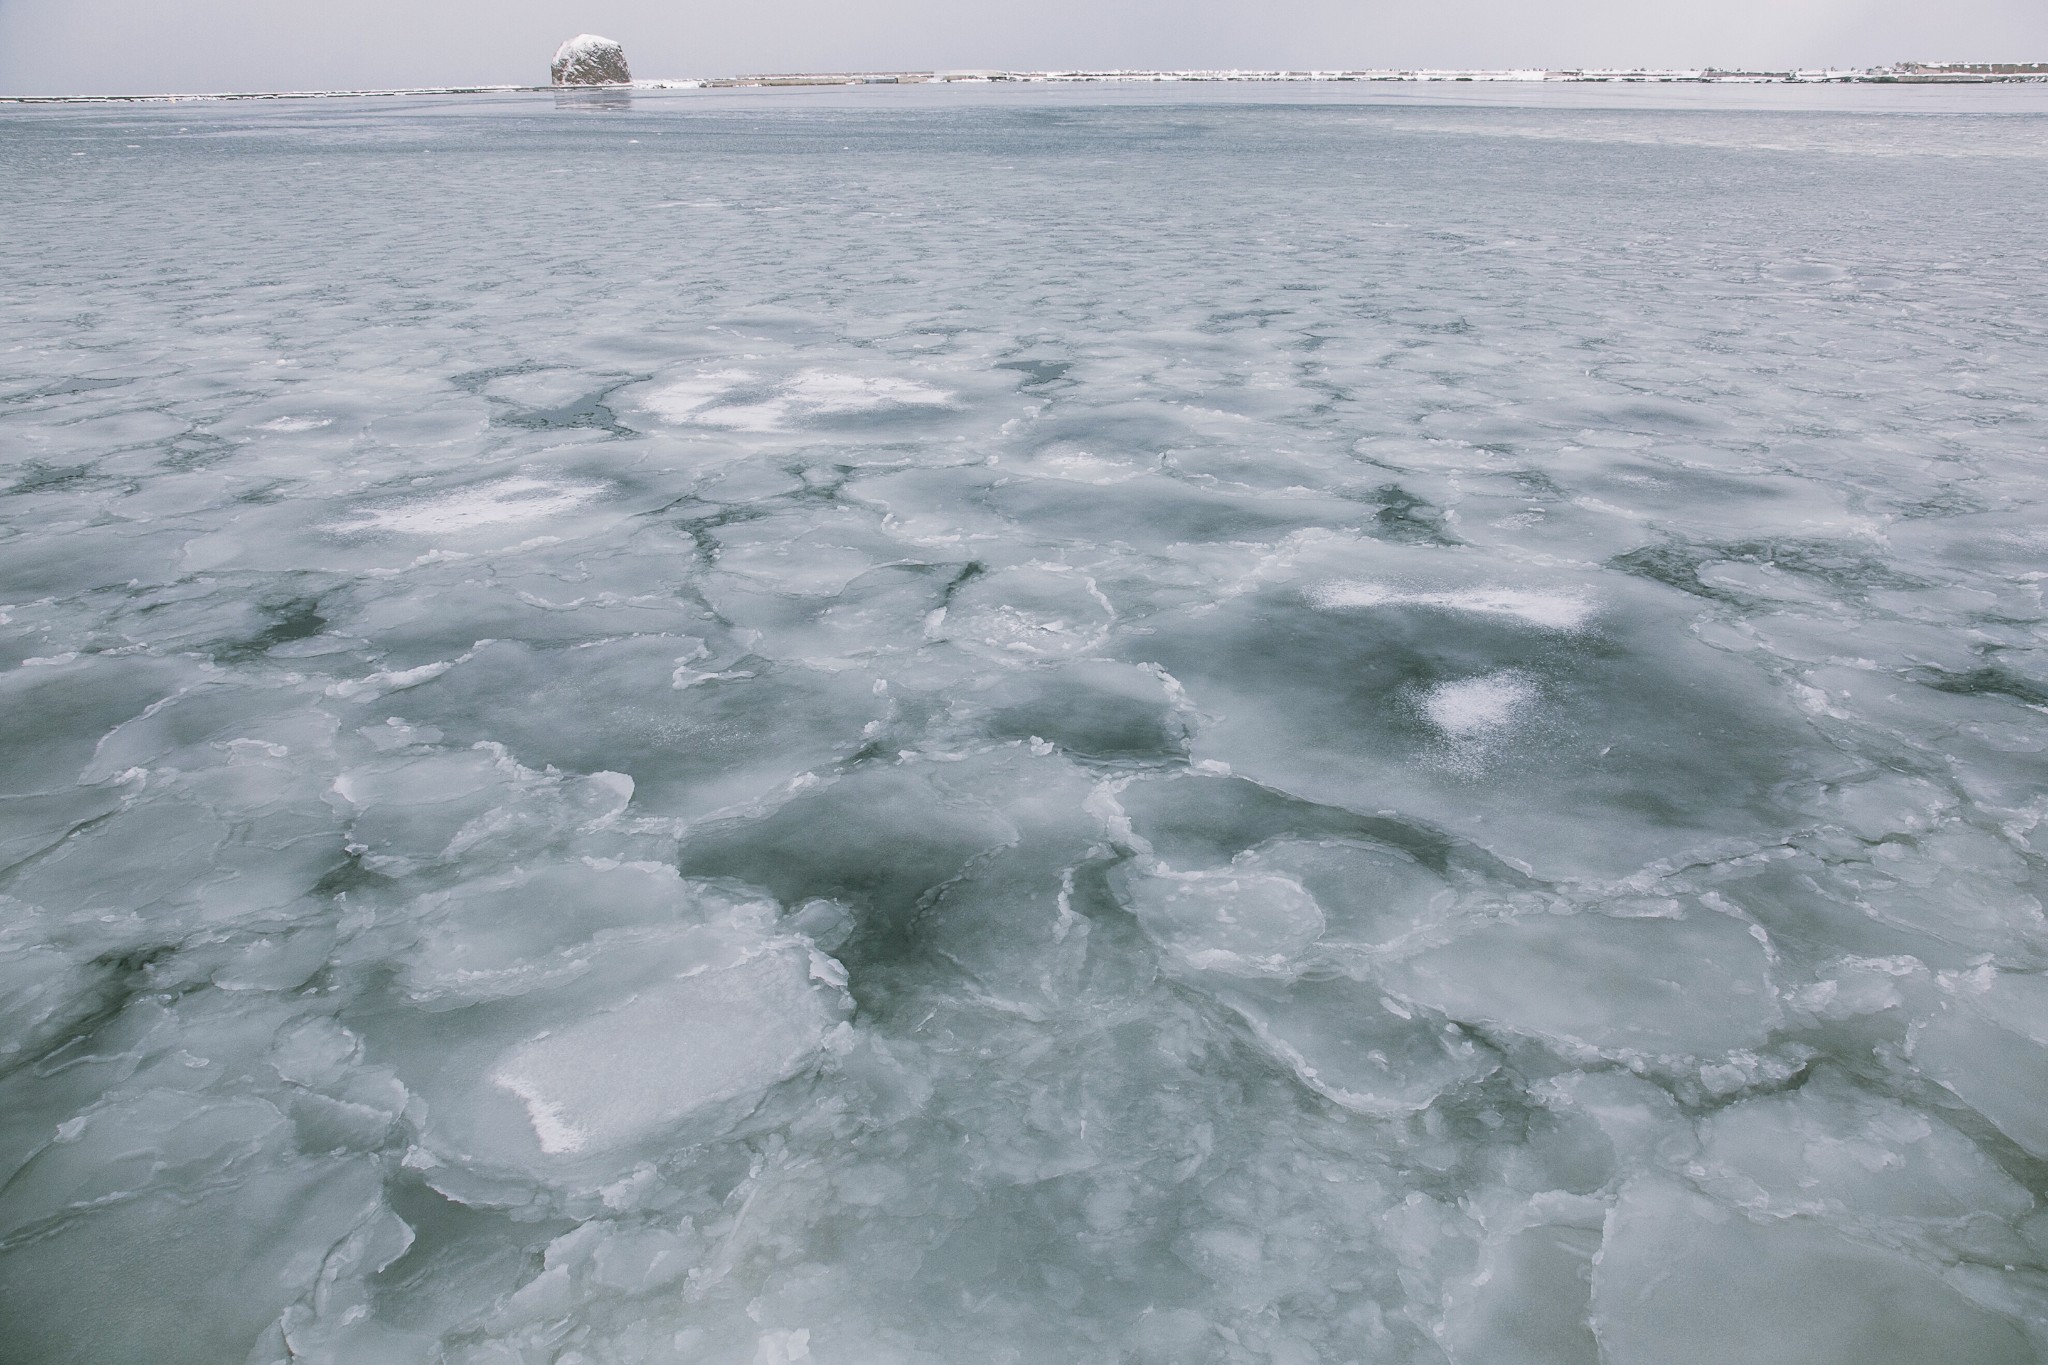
[7, 62, 2041, 106]
[1, 84, 2046, 1364]
[688, 63, 2048, 89]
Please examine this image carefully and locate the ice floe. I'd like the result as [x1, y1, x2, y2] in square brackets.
[3, 84, 2046, 1365]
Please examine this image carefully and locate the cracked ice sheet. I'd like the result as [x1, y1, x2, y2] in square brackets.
[3, 82, 2048, 1365]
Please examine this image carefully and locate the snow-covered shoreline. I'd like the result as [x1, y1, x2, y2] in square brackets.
[6, 62, 2043, 104]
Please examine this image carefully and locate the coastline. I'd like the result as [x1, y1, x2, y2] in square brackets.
[5, 62, 2045, 104]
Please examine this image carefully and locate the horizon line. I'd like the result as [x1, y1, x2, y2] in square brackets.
[6, 61, 2046, 105]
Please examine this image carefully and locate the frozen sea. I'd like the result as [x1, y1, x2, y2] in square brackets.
[3, 80, 2048, 1364]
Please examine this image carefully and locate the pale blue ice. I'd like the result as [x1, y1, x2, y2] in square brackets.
[2, 82, 2047, 1364]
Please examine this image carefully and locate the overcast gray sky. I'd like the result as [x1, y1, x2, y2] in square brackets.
[1, 0, 2043, 96]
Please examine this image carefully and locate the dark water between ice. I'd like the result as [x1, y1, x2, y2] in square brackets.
[2, 83, 2047, 1364]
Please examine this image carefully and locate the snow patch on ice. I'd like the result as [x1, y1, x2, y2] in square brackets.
[1421, 672, 1537, 737]
[330, 477, 603, 536]
[1031, 450, 1150, 484]
[1311, 580, 1597, 631]
[494, 1069, 592, 1155]
[648, 369, 953, 432]
[643, 369, 753, 423]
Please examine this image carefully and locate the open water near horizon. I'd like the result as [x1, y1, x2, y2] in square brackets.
[2, 82, 2047, 1364]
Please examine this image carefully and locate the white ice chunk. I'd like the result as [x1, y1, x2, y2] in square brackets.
[0, 1091, 288, 1237]
[1228, 976, 1498, 1115]
[1380, 909, 1778, 1059]
[0, 940, 104, 1063]
[1028, 448, 1151, 485]
[1690, 1071, 2033, 1225]
[782, 369, 952, 415]
[490, 949, 846, 1156]
[400, 861, 747, 1006]
[1592, 1180, 2032, 1364]
[930, 565, 1115, 660]
[1117, 866, 1324, 977]
[587, 1223, 702, 1294]
[643, 368, 755, 422]
[0, 1091, 390, 1365]
[1444, 1222, 1600, 1365]
[1910, 968, 2048, 1157]
[1241, 838, 1453, 949]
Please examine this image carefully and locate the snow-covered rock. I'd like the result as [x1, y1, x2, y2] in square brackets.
[550, 34, 631, 86]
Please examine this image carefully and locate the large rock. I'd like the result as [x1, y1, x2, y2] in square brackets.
[550, 34, 631, 85]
